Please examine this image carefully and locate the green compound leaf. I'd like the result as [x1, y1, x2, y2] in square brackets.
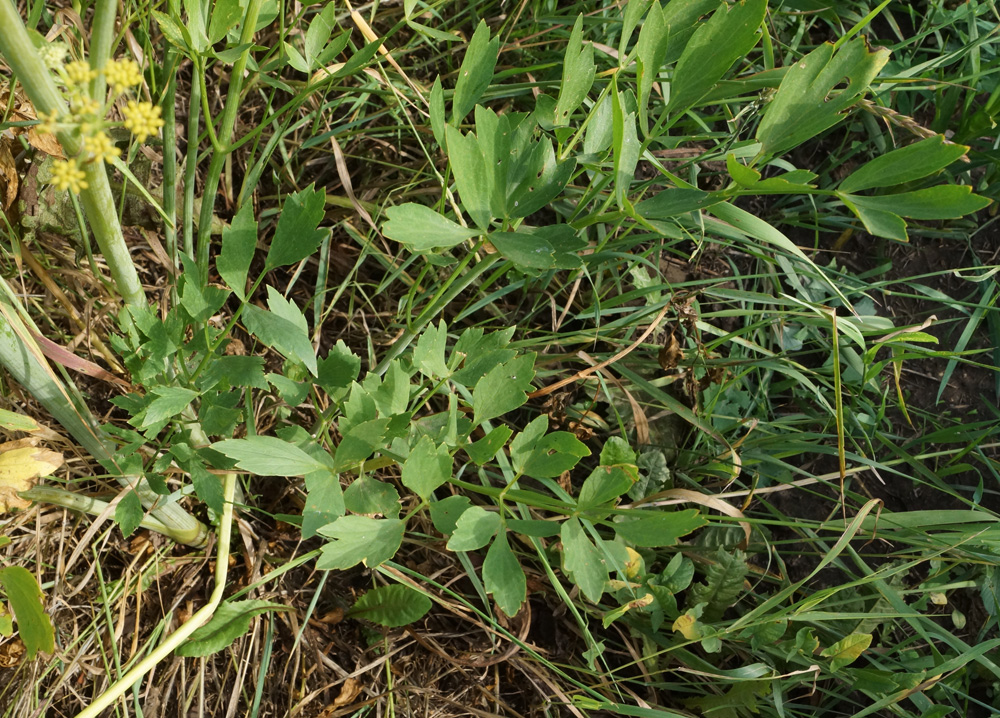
[446, 124, 492, 230]
[510, 415, 590, 479]
[466, 425, 513, 465]
[839, 135, 970, 193]
[243, 304, 318, 376]
[554, 15, 595, 125]
[302, 468, 345, 539]
[483, 532, 526, 617]
[136, 386, 200, 429]
[401, 435, 452, 500]
[447, 506, 502, 551]
[383, 203, 480, 252]
[115, 490, 143, 538]
[176, 600, 288, 657]
[343, 476, 401, 518]
[614, 510, 706, 548]
[452, 20, 499, 124]
[561, 517, 608, 603]
[666, 0, 766, 117]
[347, 584, 432, 628]
[687, 547, 747, 622]
[212, 436, 329, 476]
[316, 516, 405, 570]
[412, 320, 450, 379]
[0, 566, 54, 659]
[472, 353, 536, 425]
[264, 184, 328, 271]
[756, 37, 890, 159]
[429, 495, 473, 535]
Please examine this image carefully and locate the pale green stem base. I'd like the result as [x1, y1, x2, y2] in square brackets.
[73, 472, 236, 718]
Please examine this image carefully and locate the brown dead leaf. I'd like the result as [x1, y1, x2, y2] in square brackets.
[26, 128, 65, 158]
[332, 677, 363, 708]
[658, 329, 682, 372]
[0, 637, 25, 668]
[0, 138, 17, 210]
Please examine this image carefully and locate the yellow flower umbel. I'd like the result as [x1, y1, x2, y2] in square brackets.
[104, 58, 143, 94]
[63, 60, 97, 89]
[122, 100, 164, 143]
[82, 130, 120, 164]
[49, 158, 88, 193]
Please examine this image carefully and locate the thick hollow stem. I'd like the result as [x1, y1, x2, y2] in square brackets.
[0, 0, 144, 308]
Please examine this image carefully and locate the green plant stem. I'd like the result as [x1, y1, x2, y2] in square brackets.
[88, 0, 117, 99]
[162, 50, 179, 279]
[73, 472, 236, 718]
[196, 0, 264, 285]
[0, 0, 145, 307]
[183, 73, 201, 258]
[19, 486, 189, 546]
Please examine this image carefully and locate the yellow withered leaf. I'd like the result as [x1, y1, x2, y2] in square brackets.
[0, 438, 63, 512]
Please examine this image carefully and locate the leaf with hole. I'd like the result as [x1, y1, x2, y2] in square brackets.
[429, 495, 472, 535]
[756, 37, 890, 159]
[510, 415, 590, 479]
[452, 21, 499, 124]
[554, 15, 595, 125]
[472, 353, 536, 425]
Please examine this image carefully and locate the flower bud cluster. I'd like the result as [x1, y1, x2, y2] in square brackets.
[40, 49, 165, 194]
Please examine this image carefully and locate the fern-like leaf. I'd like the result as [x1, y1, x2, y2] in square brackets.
[687, 547, 747, 621]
